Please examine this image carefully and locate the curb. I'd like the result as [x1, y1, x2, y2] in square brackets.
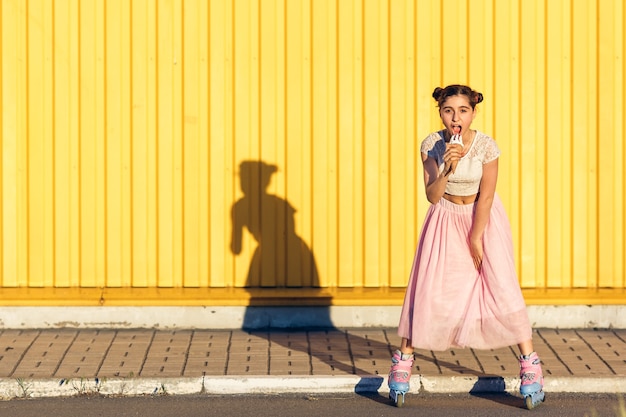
[1, 376, 624, 399]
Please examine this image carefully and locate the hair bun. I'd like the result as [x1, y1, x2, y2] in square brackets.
[432, 87, 444, 101]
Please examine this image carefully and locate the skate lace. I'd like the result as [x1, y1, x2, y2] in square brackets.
[520, 371, 537, 384]
[390, 369, 410, 383]
[520, 357, 542, 385]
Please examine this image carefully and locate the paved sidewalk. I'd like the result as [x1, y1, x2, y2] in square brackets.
[0, 328, 624, 398]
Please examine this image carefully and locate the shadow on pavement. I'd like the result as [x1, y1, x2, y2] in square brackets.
[469, 391, 525, 409]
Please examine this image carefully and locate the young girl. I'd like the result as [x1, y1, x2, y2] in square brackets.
[388, 85, 545, 409]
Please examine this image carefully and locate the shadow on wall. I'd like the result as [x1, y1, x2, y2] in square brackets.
[230, 160, 332, 329]
[229, 162, 388, 393]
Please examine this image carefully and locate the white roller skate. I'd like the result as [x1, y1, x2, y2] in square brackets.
[388, 350, 414, 407]
[519, 352, 545, 409]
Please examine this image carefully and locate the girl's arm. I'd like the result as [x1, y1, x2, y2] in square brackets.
[421, 146, 458, 204]
[469, 158, 498, 269]
[230, 203, 243, 255]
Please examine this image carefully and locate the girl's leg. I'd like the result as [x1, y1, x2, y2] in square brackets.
[400, 338, 414, 354]
[517, 339, 534, 356]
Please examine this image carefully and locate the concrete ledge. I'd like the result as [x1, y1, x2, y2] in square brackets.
[1, 305, 625, 329]
[527, 305, 626, 329]
[1, 375, 624, 399]
[2, 287, 624, 306]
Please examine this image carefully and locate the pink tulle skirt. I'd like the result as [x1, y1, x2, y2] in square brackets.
[397, 194, 532, 350]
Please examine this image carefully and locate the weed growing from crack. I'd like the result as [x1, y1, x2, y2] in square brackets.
[15, 378, 32, 398]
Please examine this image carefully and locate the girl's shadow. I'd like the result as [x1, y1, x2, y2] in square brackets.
[414, 350, 524, 409]
[230, 160, 326, 329]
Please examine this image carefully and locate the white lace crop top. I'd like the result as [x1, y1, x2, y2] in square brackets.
[420, 130, 500, 196]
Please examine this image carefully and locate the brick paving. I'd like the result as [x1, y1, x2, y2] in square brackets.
[0, 328, 624, 380]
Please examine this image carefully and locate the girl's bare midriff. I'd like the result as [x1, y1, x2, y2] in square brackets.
[443, 193, 478, 205]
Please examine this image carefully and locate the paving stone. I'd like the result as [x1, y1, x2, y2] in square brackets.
[471, 347, 518, 376]
[0, 328, 623, 382]
[413, 349, 443, 375]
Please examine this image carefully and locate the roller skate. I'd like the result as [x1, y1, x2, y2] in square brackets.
[519, 352, 545, 409]
[388, 350, 414, 407]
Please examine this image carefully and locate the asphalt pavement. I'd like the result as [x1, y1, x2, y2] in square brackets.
[2, 393, 625, 417]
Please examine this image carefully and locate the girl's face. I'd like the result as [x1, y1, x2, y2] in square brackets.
[439, 94, 476, 137]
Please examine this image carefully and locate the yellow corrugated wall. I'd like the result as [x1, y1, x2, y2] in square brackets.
[0, 0, 624, 304]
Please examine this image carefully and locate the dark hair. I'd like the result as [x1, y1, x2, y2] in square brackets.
[432, 85, 483, 109]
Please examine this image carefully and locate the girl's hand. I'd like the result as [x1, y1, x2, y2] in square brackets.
[469, 237, 483, 270]
[444, 143, 462, 174]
